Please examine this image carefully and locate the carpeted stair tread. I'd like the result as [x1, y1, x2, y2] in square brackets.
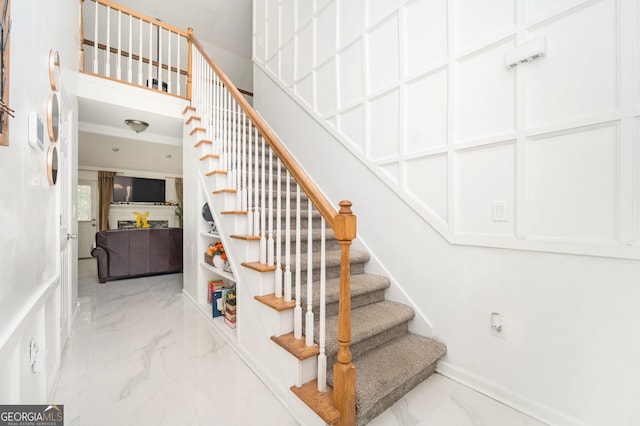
[290, 249, 370, 272]
[329, 333, 446, 426]
[321, 300, 415, 358]
[300, 273, 390, 308]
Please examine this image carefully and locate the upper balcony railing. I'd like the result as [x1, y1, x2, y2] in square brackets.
[80, 0, 190, 98]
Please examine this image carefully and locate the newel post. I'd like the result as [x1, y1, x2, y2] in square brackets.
[186, 27, 193, 100]
[332, 200, 357, 426]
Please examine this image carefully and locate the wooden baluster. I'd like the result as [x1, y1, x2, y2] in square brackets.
[127, 13, 132, 83]
[186, 28, 193, 99]
[116, 10, 121, 80]
[305, 198, 314, 347]
[284, 170, 292, 302]
[138, 18, 143, 85]
[267, 148, 274, 266]
[93, 1, 98, 72]
[147, 21, 153, 87]
[167, 30, 172, 94]
[293, 183, 302, 341]
[274, 157, 282, 298]
[318, 217, 327, 392]
[105, 5, 111, 76]
[259, 134, 267, 264]
[333, 200, 357, 426]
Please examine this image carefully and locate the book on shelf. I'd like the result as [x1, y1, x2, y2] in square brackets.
[207, 279, 223, 303]
[225, 309, 236, 321]
[224, 297, 236, 312]
[224, 316, 237, 329]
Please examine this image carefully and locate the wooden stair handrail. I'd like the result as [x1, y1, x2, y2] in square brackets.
[190, 34, 339, 229]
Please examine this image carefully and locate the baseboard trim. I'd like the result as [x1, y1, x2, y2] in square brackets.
[437, 361, 585, 426]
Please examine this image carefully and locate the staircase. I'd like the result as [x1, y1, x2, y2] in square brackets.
[185, 105, 446, 424]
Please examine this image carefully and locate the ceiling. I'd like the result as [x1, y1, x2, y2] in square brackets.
[78, 0, 252, 176]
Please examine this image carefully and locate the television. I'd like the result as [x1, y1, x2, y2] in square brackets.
[112, 176, 166, 204]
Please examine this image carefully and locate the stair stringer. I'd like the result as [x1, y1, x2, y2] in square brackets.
[183, 111, 326, 426]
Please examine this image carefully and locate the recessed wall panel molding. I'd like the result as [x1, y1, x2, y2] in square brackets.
[267, 0, 279, 22]
[338, 0, 363, 49]
[338, 105, 364, 152]
[525, 0, 587, 22]
[456, 142, 516, 236]
[366, 14, 400, 95]
[267, 52, 280, 77]
[337, 40, 363, 108]
[316, 0, 332, 13]
[280, 0, 296, 47]
[526, 0, 617, 129]
[403, 0, 448, 76]
[315, 59, 336, 116]
[316, 2, 337, 66]
[405, 154, 448, 224]
[366, 0, 398, 27]
[454, 39, 516, 143]
[295, 23, 314, 80]
[254, 0, 267, 64]
[404, 69, 448, 155]
[280, 41, 295, 87]
[380, 162, 400, 185]
[636, 118, 640, 245]
[296, 0, 313, 30]
[368, 89, 400, 161]
[454, 0, 515, 54]
[525, 124, 618, 242]
[295, 73, 315, 109]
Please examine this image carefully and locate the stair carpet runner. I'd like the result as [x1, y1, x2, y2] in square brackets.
[190, 110, 446, 425]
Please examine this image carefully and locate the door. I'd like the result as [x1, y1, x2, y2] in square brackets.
[77, 181, 97, 258]
[58, 88, 77, 347]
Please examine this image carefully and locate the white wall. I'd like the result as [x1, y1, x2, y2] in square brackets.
[252, 0, 640, 424]
[253, 0, 640, 260]
[0, 0, 79, 402]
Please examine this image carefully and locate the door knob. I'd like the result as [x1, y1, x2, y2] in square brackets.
[66, 233, 78, 240]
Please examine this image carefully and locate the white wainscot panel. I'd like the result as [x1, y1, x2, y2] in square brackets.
[338, 0, 362, 49]
[316, 2, 337, 66]
[366, 14, 399, 95]
[368, 89, 400, 161]
[280, 0, 296, 47]
[405, 154, 448, 223]
[296, 23, 315, 79]
[404, 69, 448, 154]
[266, 13, 280, 61]
[525, 124, 618, 242]
[366, 0, 398, 27]
[636, 118, 640, 245]
[525, 0, 586, 21]
[526, 0, 617, 129]
[281, 41, 295, 87]
[267, 0, 278, 21]
[456, 142, 516, 236]
[380, 162, 399, 185]
[295, 73, 315, 109]
[454, 40, 516, 143]
[403, 0, 447, 75]
[296, 0, 313, 30]
[315, 59, 335, 116]
[338, 40, 363, 107]
[338, 105, 364, 152]
[454, 0, 515, 54]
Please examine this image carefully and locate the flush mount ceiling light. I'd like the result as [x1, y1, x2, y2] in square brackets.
[124, 119, 149, 134]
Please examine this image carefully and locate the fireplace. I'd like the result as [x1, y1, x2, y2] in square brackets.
[117, 220, 169, 229]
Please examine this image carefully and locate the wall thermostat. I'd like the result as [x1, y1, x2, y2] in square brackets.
[28, 112, 44, 150]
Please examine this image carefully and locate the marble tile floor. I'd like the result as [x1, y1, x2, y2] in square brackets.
[55, 259, 547, 426]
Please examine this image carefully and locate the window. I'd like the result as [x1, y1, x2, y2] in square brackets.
[77, 184, 92, 222]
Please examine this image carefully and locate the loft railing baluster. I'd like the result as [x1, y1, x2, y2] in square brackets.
[127, 13, 132, 82]
[116, 9, 121, 80]
[93, 1, 99, 72]
[137, 17, 142, 85]
[147, 21, 152, 87]
[105, 5, 111, 77]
